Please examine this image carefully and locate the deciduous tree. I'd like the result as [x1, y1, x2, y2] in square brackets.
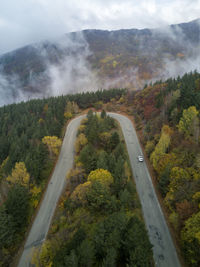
[42, 136, 62, 156]
[6, 162, 30, 187]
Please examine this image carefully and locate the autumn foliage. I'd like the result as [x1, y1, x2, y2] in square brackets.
[133, 71, 200, 266]
[6, 162, 30, 187]
[42, 136, 62, 156]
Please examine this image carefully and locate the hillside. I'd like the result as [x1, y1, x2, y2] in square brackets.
[31, 111, 153, 266]
[131, 71, 200, 266]
[0, 19, 199, 105]
[0, 89, 125, 266]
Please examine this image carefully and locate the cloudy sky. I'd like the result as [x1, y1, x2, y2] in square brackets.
[0, 0, 200, 54]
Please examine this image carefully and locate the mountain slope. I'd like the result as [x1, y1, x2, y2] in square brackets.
[0, 18, 199, 104]
[131, 71, 200, 267]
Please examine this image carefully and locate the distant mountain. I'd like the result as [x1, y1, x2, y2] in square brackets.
[0, 18, 199, 104]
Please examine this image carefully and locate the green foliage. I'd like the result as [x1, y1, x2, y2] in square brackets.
[100, 109, 106, 119]
[133, 71, 200, 265]
[97, 151, 109, 170]
[122, 216, 153, 266]
[5, 185, 30, 230]
[145, 140, 155, 157]
[158, 165, 171, 197]
[86, 181, 117, 214]
[93, 213, 153, 266]
[109, 132, 120, 151]
[39, 110, 153, 266]
[0, 207, 16, 249]
[79, 144, 97, 174]
[0, 89, 126, 265]
[113, 142, 126, 160]
[0, 185, 30, 266]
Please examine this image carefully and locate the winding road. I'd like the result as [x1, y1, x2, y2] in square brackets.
[109, 113, 181, 267]
[18, 113, 181, 267]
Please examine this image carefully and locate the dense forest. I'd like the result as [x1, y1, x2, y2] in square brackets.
[132, 71, 200, 266]
[1, 70, 200, 266]
[32, 110, 153, 266]
[0, 88, 125, 266]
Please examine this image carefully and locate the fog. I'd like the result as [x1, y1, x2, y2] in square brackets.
[0, 19, 200, 106]
[0, 32, 101, 106]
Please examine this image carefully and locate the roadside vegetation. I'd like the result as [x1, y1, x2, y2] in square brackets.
[0, 89, 125, 266]
[2, 70, 200, 266]
[32, 110, 153, 267]
[131, 71, 200, 266]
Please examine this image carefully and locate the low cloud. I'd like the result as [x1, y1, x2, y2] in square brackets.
[0, 18, 199, 106]
[0, 0, 200, 54]
[0, 32, 101, 106]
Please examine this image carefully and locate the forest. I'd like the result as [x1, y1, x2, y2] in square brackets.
[132, 71, 200, 266]
[0, 88, 125, 266]
[32, 110, 153, 266]
[1, 70, 200, 266]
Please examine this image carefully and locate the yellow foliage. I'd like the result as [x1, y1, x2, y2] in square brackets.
[164, 189, 175, 211]
[178, 106, 199, 140]
[31, 199, 39, 208]
[150, 125, 172, 171]
[75, 133, 88, 153]
[181, 211, 200, 247]
[31, 247, 40, 267]
[78, 124, 86, 133]
[30, 185, 42, 208]
[70, 181, 91, 203]
[31, 185, 42, 196]
[43, 104, 49, 113]
[64, 111, 72, 120]
[162, 124, 173, 136]
[118, 96, 125, 104]
[145, 141, 155, 157]
[65, 101, 79, 114]
[76, 161, 83, 168]
[101, 55, 115, 64]
[112, 60, 118, 68]
[42, 136, 62, 156]
[156, 153, 177, 177]
[169, 211, 179, 230]
[164, 167, 190, 210]
[124, 161, 131, 180]
[193, 192, 200, 202]
[39, 241, 53, 267]
[38, 118, 44, 124]
[6, 162, 30, 187]
[88, 169, 113, 187]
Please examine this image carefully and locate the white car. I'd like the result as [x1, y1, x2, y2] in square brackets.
[138, 155, 144, 162]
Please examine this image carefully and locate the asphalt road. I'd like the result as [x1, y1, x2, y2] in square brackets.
[18, 115, 85, 267]
[109, 113, 181, 267]
[18, 113, 181, 267]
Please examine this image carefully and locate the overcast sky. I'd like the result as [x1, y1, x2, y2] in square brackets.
[0, 0, 200, 54]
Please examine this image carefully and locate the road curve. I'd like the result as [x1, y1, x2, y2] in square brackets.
[18, 113, 181, 267]
[18, 115, 86, 267]
[108, 113, 181, 267]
